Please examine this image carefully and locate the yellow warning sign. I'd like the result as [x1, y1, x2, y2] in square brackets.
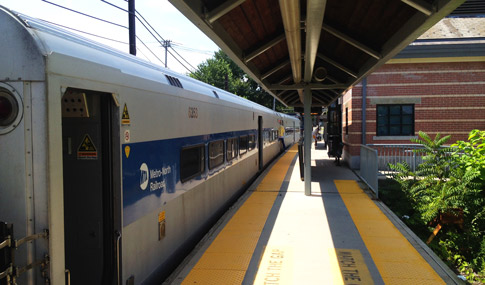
[122, 103, 130, 125]
[158, 211, 166, 223]
[77, 134, 97, 160]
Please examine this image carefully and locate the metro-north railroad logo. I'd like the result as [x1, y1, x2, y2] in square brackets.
[139, 163, 149, 190]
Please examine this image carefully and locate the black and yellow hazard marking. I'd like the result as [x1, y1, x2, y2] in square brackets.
[122, 103, 130, 125]
[335, 180, 445, 284]
[77, 134, 97, 160]
[182, 145, 298, 284]
[335, 249, 373, 284]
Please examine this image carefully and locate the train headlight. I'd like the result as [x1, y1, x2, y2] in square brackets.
[0, 87, 23, 135]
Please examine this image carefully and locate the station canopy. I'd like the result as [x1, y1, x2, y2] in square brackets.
[169, 0, 465, 107]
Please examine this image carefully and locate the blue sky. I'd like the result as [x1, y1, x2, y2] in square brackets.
[0, 0, 219, 74]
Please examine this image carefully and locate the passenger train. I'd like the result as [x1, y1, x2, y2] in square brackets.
[0, 7, 300, 285]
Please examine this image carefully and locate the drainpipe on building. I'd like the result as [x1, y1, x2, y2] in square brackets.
[362, 78, 367, 145]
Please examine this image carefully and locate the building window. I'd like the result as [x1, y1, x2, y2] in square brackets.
[180, 144, 205, 182]
[209, 140, 224, 169]
[377, 104, 414, 136]
[227, 137, 238, 161]
[239, 135, 248, 155]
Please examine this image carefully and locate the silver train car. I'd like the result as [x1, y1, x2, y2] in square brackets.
[0, 6, 300, 284]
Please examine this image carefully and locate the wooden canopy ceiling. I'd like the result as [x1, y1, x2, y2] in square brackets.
[169, 0, 465, 107]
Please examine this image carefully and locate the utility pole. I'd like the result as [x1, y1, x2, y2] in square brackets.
[162, 40, 171, 68]
[128, 0, 136, 55]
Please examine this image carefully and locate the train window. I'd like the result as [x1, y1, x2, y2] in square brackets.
[239, 135, 248, 155]
[227, 137, 238, 161]
[209, 140, 224, 169]
[248, 134, 256, 150]
[264, 130, 269, 143]
[180, 144, 205, 183]
[270, 130, 277, 142]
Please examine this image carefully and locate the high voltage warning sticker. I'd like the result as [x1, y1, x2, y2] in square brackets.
[122, 104, 130, 125]
[77, 134, 98, 160]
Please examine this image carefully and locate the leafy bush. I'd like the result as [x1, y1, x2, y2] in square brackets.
[387, 130, 485, 281]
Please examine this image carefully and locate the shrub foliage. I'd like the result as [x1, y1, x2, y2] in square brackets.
[388, 130, 485, 282]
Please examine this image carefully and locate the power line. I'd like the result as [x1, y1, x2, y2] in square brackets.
[100, 0, 128, 12]
[136, 35, 165, 66]
[102, 0, 198, 72]
[43, 0, 197, 73]
[41, 0, 127, 29]
[36, 18, 129, 45]
[134, 9, 194, 73]
[171, 44, 214, 55]
[135, 10, 166, 42]
[169, 46, 196, 71]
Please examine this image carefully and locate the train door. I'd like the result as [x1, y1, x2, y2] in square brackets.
[258, 116, 263, 170]
[61, 89, 119, 284]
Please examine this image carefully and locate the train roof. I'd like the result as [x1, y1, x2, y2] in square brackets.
[0, 6, 297, 121]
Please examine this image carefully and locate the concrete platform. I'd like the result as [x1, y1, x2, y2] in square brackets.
[164, 143, 461, 284]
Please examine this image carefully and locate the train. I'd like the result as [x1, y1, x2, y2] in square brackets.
[0, 6, 300, 285]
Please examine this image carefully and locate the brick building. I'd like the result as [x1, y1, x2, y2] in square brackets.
[342, 17, 485, 169]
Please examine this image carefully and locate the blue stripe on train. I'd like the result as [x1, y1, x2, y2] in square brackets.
[122, 129, 258, 226]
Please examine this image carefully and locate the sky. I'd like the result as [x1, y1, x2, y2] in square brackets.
[0, 0, 219, 75]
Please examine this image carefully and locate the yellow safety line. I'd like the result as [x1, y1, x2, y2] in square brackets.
[334, 180, 445, 284]
[182, 145, 298, 284]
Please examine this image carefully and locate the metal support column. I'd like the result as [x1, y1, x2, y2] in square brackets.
[304, 86, 312, 195]
[128, 0, 136, 55]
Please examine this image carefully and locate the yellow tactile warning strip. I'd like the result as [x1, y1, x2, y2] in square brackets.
[182, 145, 298, 284]
[334, 180, 445, 284]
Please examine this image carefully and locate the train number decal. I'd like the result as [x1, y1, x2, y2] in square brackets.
[188, 107, 198, 119]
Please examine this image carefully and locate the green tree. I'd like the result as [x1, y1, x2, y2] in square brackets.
[390, 132, 478, 223]
[189, 50, 288, 112]
[451, 129, 485, 189]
